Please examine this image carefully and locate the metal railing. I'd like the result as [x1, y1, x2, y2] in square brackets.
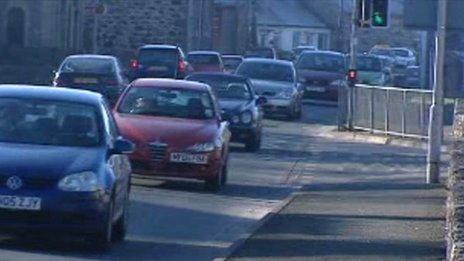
[340, 84, 433, 139]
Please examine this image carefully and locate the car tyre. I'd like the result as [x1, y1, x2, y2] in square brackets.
[112, 191, 129, 242]
[95, 198, 114, 251]
[245, 134, 261, 152]
[205, 159, 226, 192]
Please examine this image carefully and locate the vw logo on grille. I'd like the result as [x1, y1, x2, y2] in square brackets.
[6, 176, 23, 190]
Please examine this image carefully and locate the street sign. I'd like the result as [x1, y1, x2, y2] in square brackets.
[404, 0, 464, 30]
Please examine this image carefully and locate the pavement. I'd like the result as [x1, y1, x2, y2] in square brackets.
[0, 103, 447, 260]
[229, 103, 447, 260]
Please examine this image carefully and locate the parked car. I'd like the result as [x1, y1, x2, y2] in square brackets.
[186, 73, 266, 151]
[292, 45, 318, 60]
[129, 45, 192, 80]
[295, 51, 346, 101]
[222, 55, 244, 74]
[187, 51, 224, 73]
[236, 58, 303, 120]
[114, 79, 231, 191]
[395, 66, 421, 88]
[354, 54, 391, 86]
[244, 47, 277, 59]
[0, 85, 134, 249]
[390, 48, 417, 67]
[53, 55, 128, 106]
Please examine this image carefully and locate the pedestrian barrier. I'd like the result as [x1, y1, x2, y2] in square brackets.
[339, 84, 433, 139]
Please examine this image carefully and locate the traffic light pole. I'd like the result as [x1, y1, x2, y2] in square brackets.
[426, 0, 447, 184]
[347, 0, 359, 130]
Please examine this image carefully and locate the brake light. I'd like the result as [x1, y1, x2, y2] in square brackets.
[178, 60, 187, 72]
[130, 59, 139, 70]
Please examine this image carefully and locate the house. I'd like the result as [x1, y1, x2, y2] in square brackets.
[254, 0, 331, 51]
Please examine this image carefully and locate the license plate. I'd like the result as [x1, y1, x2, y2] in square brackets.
[148, 66, 168, 72]
[74, 77, 98, 84]
[306, 86, 326, 92]
[0, 195, 41, 210]
[170, 153, 208, 164]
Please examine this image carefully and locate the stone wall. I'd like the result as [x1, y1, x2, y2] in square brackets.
[85, 0, 205, 63]
[448, 99, 464, 260]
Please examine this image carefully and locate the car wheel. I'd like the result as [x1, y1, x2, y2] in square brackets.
[112, 191, 129, 242]
[245, 134, 261, 152]
[295, 103, 303, 120]
[95, 198, 114, 250]
[205, 162, 224, 192]
[221, 160, 228, 186]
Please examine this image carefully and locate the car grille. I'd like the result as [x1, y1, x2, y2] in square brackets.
[0, 176, 56, 189]
[149, 143, 168, 163]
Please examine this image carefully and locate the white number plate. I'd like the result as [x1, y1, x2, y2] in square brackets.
[74, 77, 98, 84]
[0, 195, 41, 210]
[170, 153, 208, 164]
[306, 86, 326, 92]
[148, 66, 168, 72]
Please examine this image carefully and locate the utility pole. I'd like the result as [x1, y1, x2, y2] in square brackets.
[347, 0, 359, 130]
[426, 0, 448, 184]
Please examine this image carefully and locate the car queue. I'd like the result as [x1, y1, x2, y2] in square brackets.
[0, 43, 412, 249]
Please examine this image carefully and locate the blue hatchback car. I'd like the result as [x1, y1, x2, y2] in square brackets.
[0, 85, 134, 249]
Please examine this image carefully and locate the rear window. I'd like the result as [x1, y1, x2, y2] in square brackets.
[60, 58, 115, 74]
[188, 54, 220, 66]
[222, 57, 243, 69]
[245, 49, 274, 59]
[357, 57, 382, 72]
[138, 48, 179, 66]
[237, 62, 294, 82]
[297, 53, 345, 73]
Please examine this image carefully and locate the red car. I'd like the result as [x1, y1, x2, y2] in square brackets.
[187, 51, 224, 73]
[114, 79, 231, 190]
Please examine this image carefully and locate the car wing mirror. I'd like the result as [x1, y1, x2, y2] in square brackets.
[112, 137, 135, 154]
[256, 96, 267, 106]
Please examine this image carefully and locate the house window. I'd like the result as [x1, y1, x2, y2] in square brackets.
[6, 7, 25, 46]
[292, 31, 301, 48]
[318, 34, 328, 49]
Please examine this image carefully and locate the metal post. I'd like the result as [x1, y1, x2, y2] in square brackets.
[402, 91, 407, 136]
[370, 88, 374, 133]
[347, 0, 359, 130]
[420, 94, 425, 135]
[426, 0, 447, 184]
[385, 89, 389, 134]
[92, 13, 98, 53]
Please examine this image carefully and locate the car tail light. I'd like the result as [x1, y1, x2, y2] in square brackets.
[178, 60, 187, 72]
[130, 59, 139, 70]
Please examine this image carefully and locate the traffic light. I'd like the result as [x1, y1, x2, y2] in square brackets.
[371, 0, 389, 27]
[348, 69, 357, 86]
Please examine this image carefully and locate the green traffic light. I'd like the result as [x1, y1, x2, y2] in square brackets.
[373, 12, 385, 26]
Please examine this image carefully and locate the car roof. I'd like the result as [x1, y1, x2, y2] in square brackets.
[0, 85, 103, 105]
[65, 54, 116, 60]
[188, 51, 221, 56]
[242, 58, 293, 66]
[222, 55, 243, 59]
[131, 78, 210, 91]
[139, 44, 178, 50]
[300, 50, 344, 56]
[187, 72, 248, 81]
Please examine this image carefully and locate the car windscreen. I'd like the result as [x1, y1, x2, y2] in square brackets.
[188, 76, 252, 100]
[188, 54, 220, 66]
[392, 49, 410, 57]
[297, 53, 345, 73]
[357, 57, 382, 72]
[0, 98, 101, 147]
[60, 58, 115, 74]
[119, 87, 215, 120]
[237, 62, 294, 82]
[245, 49, 273, 58]
[222, 58, 243, 70]
[138, 48, 179, 66]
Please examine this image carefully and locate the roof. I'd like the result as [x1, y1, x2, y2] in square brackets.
[131, 79, 209, 91]
[242, 58, 293, 66]
[256, 0, 328, 28]
[186, 73, 248, 82]
[301, 50, 345, 57]
[0, 85, 103, 105]
[66, 54, 116, 60]
[188, 51, 221, 56]
[139, 44, 178, 50]
[221, 55, 243, 59]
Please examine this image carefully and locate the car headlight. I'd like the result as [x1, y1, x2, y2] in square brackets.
[186, 142, 217, 152]
[58, 171, 100, 192]
[231, 115, 240, 124]
[240, 111, 253, 124]
[276, 89, 294, 99]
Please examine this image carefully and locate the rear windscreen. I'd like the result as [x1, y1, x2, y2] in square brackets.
[138, 49, 179, 66]
[188, 54, 220, 66]
[60, 58, 115, 74]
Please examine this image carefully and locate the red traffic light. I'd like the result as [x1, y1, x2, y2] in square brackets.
[348, 69, 357, 81]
